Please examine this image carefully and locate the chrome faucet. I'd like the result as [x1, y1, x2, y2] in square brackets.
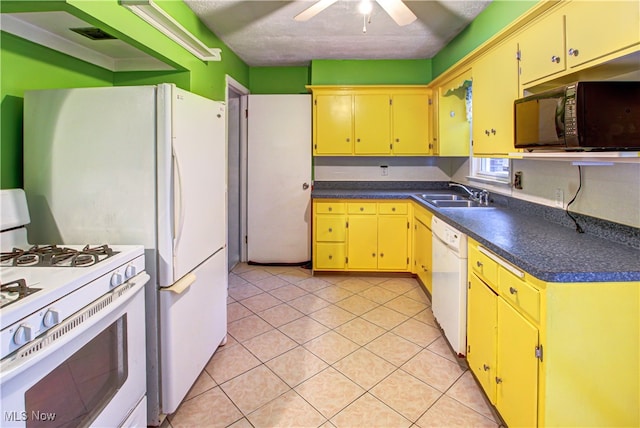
[449, 183, 490, 205]
[449, 183, 476, 198]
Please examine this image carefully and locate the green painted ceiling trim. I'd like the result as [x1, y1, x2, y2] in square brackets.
[432, 0, 539, 78]
[310, 59, 432, 85]
[0, 1, 68, 13]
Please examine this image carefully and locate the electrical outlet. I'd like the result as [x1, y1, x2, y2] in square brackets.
[381, 165, 388, 176]
[554, 188, 564, 208]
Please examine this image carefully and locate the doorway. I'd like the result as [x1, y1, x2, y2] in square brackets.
[225, 76, 249, 271]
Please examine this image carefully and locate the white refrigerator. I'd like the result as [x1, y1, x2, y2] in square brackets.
[23, 84, 228, 424]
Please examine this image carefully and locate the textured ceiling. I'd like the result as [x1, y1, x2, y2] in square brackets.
[184, 0, 492, 66]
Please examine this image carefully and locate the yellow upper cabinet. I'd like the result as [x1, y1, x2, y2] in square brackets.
[392, 92, 433, 155]
[314, 94, 353, 155]
[354, 94, 391, 155]
[472, 38, 520, 156]
[564, 0, 640, 69]
[518, 0, 640, 86]
[517, 10, 566, 85]
[309, 86, 431, 156]
[437, 69, 472, 157]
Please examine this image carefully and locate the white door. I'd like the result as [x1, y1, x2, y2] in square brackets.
[247, 95, 312, 263]
[170, 86, 227, 281]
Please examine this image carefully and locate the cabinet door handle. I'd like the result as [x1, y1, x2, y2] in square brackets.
[421, 265, 428, 272]
[380, 253, 384, 258]
[483, 364, 490, 371]
[360, 207, 364, 211]
[496, 377, 503, 384]
[346, 138, 350, 142]
[476, 261, 483, 268]
[372, 253, 376, 257]
[568, 48, 579, 57]
[551, 55, 561, 63]
[328, 207, 332, 212]
[328, 255, 333, 260]
[509, 287, 518, 294]
[357, 138, 361, 142]
[392, 207, 396, 212]
[491, 129, 496, 135]
[395, 138, 400, 142]
[485, 129, 490, 136]
[328, 228, 332, 233]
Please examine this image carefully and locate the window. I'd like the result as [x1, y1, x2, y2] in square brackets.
[471, 157, 511, 183]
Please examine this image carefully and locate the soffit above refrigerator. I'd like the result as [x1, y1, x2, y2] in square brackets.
[1, 11, 176, 72]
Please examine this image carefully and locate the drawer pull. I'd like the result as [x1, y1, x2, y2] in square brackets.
[421, 265, 428, 272]
[328, 255, 333, 260]
[551, 55, 561, 63]
[360, 207, 364, 211]
[483, 364, 490, 371]
[328, 207, 332, 212]
[509, 287, 518, 295]
[392, 207, 396, 211]
[328, 228, 332, 232]
[372, 253, 376, 257]
[476, 261, 483, 268]
[380, 253, 384, 258]
[496, 377, 503, 384]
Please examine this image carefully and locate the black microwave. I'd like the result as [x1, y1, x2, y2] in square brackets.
[514, 81, 640, 150]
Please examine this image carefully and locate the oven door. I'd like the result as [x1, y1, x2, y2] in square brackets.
[0, 273, 149, 428]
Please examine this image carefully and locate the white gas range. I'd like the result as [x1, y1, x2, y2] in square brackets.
[0, 189, 149, 427]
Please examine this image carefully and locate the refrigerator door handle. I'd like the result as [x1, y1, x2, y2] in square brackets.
[172, 146, 186, 251]
[161, 272, 196, 294]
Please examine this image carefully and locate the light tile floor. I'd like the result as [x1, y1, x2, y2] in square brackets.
[163, 264, 500, 428]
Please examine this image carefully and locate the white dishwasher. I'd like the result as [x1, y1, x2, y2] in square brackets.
[431, 216, 468, 357]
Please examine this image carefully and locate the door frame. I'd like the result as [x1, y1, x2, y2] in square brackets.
[225, 75, 249, 268]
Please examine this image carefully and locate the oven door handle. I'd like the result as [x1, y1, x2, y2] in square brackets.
[162, 272, 196, 295]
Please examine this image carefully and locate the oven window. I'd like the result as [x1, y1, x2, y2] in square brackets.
[24, 316, 128, 428]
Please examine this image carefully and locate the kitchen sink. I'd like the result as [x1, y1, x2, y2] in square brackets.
[419, 193, 467, 201]
[429, 200, 485, 208]
[417, 193, 493, 209]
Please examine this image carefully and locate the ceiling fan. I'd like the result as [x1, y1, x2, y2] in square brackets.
[294, 0, 417, 26]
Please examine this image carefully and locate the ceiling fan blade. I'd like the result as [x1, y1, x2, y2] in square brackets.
[294, 0, 339, 22]
[376, 0, 417, 26]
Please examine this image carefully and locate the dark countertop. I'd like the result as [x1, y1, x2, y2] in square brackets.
[312, 183, 640, 283]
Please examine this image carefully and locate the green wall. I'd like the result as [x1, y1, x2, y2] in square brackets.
[432, 0, 538, 78]
[310, 59, 432, 85]
[1, 0, 250, 189]
[250, 67, 310, 94]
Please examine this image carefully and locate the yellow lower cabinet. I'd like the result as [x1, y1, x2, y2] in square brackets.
[496, 297, 539, 428]
[377, 215, 409, 270]
[467, 274, 497, 404]
[315, 243, 346, 270]
[413, 217, 432, 293]
[346, 215, 378, 270]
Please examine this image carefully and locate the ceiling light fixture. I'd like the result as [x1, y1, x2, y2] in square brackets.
[359, 0, 373, 33]
[121, 0, 221, 61]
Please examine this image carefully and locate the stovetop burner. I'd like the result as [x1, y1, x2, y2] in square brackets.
[0, 244, 119, 267]
[0, 278, 42, 308]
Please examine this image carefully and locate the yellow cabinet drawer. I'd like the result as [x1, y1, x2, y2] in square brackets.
[469, 245, 498, 288]
[347, 202, 377, 214]
[315, 202, 346, 214]
[378, 203, 408, 215]
[498, 267, 540, 324]
[315, 243, 346, 269]
[315, 216, 346, 242]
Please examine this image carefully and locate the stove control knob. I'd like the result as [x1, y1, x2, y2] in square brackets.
[43, 309, 60, 328]
[125, 264, 137, 279]
[110, 271, 124, 287]
[13, 324, 33, 346]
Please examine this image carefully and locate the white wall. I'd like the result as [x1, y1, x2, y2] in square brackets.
[451, 159, 640, 228]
